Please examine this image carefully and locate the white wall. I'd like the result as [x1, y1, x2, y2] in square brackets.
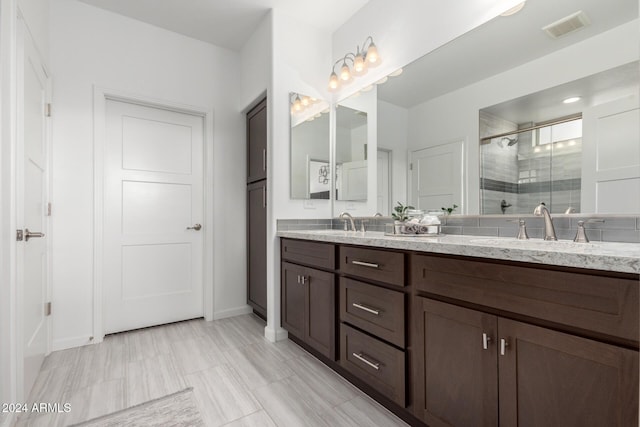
[240, 12, 271, 111]
[406, 20, 639, 214]
[263, 9, 334, 340]
[49, 0, 246, 349]
[378, 100, 409, 206]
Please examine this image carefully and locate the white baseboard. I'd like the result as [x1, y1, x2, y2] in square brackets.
[264, 325, 288, 342]
[52, 335, 94, 351]
[212, 305, 252, 320]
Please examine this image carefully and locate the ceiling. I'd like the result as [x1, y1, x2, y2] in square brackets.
[378, 0, 639, 108]
[77, 0, 370, 51]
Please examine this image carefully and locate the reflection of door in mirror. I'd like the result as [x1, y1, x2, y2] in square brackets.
[409, 141, 464, 212]
[290, 93, 330, 200]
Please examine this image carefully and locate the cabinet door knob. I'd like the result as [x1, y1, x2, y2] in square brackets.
[482, 333, 492, 350]
[500, 338, 509, 356]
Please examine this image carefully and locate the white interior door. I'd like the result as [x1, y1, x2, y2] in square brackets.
[16, 21, 50, 399]
[104, 99, 204, 334]
[410, 141, 464, 212]
[582, 95, 640, 213]
[377, 149, 391, 215]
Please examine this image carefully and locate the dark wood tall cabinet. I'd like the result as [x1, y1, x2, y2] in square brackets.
[247, 99, 267, 318]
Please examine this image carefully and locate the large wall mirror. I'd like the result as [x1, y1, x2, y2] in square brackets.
[333, 88, 378, 215]
[338, 0, 638, 216]
[290, 93, 331, 199]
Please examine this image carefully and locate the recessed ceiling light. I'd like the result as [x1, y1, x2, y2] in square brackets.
[375, 76, 388, 85]
[500, 1, 526, 17]
[361, 85, 374, 92]
[563, 96, 581, 104]
[389, 68, 403, 77]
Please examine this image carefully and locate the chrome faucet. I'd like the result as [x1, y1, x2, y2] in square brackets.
[533, 203, 557, 241]
[339, 212, 356, 231]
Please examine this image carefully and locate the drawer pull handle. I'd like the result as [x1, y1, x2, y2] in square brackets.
[500, 338, 509, 356]
[352, 352, 380, 370]
[352, 303, 380, 316]
[351, 260, 379, 269]
[482, 333, 492, 350]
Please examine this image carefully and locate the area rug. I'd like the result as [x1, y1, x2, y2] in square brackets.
[70, 387, 204, 427]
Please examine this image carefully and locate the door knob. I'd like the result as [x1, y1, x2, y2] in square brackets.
[24, 229, 45, 241]
[186, 224, 202, 231]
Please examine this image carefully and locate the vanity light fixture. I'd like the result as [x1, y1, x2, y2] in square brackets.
[563, 96, 581, 104]
[290, 93, 318, 115]
[500, 1, 526, 16]
[328, 36, 381, 92]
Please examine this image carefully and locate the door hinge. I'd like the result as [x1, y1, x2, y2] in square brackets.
[409, 163, 413, 171]
[47, 202, 52, 216]
[45, 103, 52, 117]
[16, 229, 23, 241]
[45, 302, 51, 316]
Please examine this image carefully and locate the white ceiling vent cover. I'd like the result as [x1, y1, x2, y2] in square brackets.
[542, 11, 591, 39]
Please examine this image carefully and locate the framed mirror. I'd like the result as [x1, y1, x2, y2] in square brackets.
[352, 0, 638, 216]
[290, 93, 330, 199]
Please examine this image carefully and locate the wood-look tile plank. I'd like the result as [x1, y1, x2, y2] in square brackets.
[57, 379, 126, 426]
[126, 352, 186, 406]
[23, 364, 74, 414]
[253, 379, 330, 427]
[40, 347, 80, 372]
[222, 342, 294, 391]
[170, 336, 225, 375]
[286, 353, 358, 413]
[68, 341, 127, 391]
[222, 410, 277, 427]
[320, 396, 409, 427]
[185, 364, 260, 426]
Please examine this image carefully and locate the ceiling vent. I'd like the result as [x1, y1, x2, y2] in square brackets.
[542, 11, 590, 39]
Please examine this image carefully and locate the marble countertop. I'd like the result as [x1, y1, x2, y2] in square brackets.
[276, 230, 640, 274]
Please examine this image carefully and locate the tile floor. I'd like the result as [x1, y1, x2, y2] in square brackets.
[16, 314, 408, 426]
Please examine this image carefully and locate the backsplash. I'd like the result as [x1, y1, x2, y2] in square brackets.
[277, 214, 640, 243]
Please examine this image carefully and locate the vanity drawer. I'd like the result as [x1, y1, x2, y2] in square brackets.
[340, 246, 405, 287]
[340, 324, 406, 407]
[340, 277, 405, 348]
[281, 238, 335, 270]
[411, 253, 639, 345]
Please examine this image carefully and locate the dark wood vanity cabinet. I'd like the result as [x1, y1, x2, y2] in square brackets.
[338, 245, 408, 408]
[412, 254, 639, 427]
[279, 237, 639, 426]
[281, 240, 336, 360]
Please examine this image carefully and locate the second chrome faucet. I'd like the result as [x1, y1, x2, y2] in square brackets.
[533, 202, 557, 241]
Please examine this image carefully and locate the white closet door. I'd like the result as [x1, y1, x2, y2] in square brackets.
[104, 99, 204, 334]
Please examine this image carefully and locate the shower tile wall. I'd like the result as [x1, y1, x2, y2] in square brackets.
[480, 112, 519, 214]
[480, 111, 582, 215]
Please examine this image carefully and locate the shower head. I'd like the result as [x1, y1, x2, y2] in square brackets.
[501, 136, 518, 146]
